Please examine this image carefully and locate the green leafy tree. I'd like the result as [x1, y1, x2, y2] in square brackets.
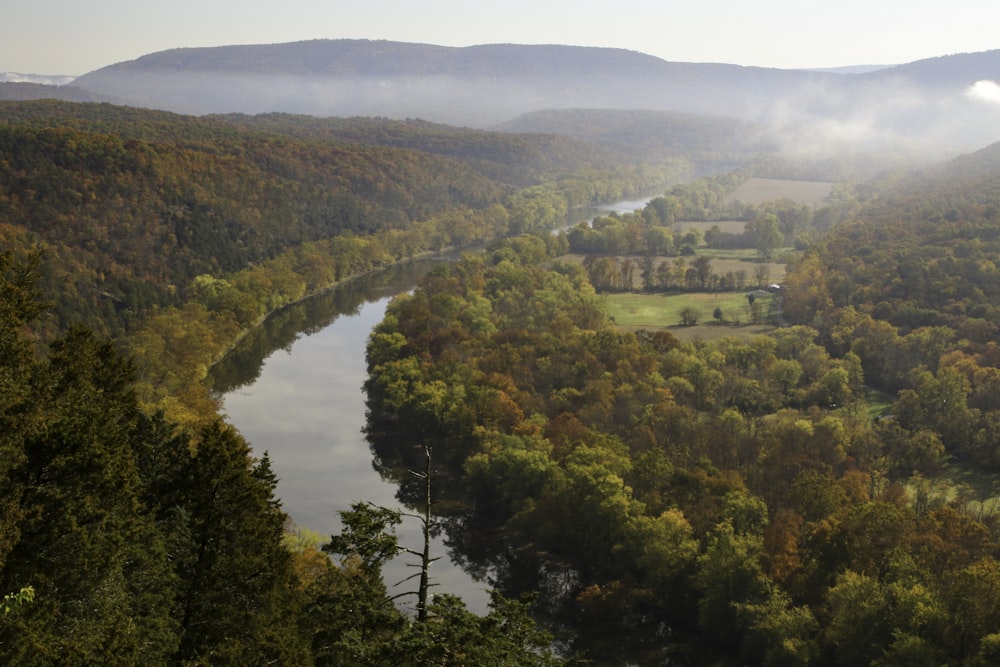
[313, 502, 407, 665]
[746, 213, 784, 261]
[694, 521, 771, 649]
[0, 587, 35, 617]
[679, 305, 701, 326]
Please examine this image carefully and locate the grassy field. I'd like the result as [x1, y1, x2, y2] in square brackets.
[605, 291, 778, 341]
[723, 177, 834, 208]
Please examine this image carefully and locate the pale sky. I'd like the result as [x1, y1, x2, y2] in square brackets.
[4, 0, 1000, 76]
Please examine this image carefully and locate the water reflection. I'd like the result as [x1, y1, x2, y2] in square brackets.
[211, 258, 493, 614]
[209, 259, 447, 395]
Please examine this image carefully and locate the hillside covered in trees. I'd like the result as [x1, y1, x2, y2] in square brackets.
[47, 40, 1000, 154]
[6, 89, 1000, 665]
[0, 250, 570, 665]
[0, 97, 712, 664]
[0, 100, 684, 422]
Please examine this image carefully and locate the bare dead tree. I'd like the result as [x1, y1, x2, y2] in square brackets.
[387, 445, 440, 621]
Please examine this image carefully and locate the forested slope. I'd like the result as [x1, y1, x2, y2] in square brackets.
[0, 101, 509, 334]
[0, 102, 681, 336]
[0, 250, 570, 666]
[0, 100, 687, 421]
[13, 94, 1000, 664]
[780, 141, 1000, 471]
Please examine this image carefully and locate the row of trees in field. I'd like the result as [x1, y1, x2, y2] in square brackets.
[567, 167, 849, 265]
[581, 253, 775, 293]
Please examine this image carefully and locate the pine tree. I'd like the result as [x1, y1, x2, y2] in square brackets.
[162, 421, 309, 665]
[0, 326, 176, 664]
[0, 251, 45, 572]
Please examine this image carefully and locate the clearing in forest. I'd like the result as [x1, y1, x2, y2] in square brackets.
[723, 177, 834, 208]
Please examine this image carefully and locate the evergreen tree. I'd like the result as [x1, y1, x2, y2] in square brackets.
[0, 251, 45, 572]
[162, 421, 309, 665]
[0, 326, 176, 664]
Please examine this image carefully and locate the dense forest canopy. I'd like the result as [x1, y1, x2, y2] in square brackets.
[5, 90, 1000, 665]
[363, 200, 1000, 664]
[0, 99, 691, 664]
[0, 99, 684, 423]
[0, 101, 681, 333]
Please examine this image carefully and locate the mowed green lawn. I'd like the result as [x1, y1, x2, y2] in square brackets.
[605, 291, 777, 340]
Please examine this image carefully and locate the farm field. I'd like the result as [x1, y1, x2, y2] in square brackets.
[723, 177, 834, 208]
[605, 291, 778, 340]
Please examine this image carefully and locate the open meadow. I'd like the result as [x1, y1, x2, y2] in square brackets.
[723, 177, 834, 208]
[604, 291, 778, 341]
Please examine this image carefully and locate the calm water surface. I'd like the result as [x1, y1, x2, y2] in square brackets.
[213, 266, 493, 614]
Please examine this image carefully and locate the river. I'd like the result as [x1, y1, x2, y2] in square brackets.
[209, 198, 655, 616]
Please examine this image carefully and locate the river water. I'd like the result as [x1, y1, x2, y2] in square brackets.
[209, 198, 654, 615]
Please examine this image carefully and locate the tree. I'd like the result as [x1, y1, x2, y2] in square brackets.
[746, 214, 784, 261]
[0, 326, 179, 664]
[679, 305, 701, 326]
[821, 569, 947, 666]
[392, 446, 440, 621]
[737, 587, 818, 667]
[162, 422, 309, 665]
[318, 502, 408, 665]
[694, 521, 771, 649]
[691, 255, 714, 289]
[0, 587, 35, 617]
[387, 592, 566, 667]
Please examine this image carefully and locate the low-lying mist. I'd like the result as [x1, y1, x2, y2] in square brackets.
[67, 46, 1000, 169]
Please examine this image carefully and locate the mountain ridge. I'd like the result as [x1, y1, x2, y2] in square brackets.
[6, 39, 1000, 153]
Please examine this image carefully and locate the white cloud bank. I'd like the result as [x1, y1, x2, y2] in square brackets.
[967, 80, 1000, 106]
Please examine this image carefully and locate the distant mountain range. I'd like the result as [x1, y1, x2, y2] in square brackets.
[4, 39, 1000, 155]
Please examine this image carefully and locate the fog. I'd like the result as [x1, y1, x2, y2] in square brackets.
[747, 76, 1000, 162]
[65, 45, 1000, 164]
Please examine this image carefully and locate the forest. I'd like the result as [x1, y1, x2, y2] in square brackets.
[5, 95, 1000, 665]
[0, 100, 682, 425]
[360, 144, 1000, 664]
[0, 99, 682, 665]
